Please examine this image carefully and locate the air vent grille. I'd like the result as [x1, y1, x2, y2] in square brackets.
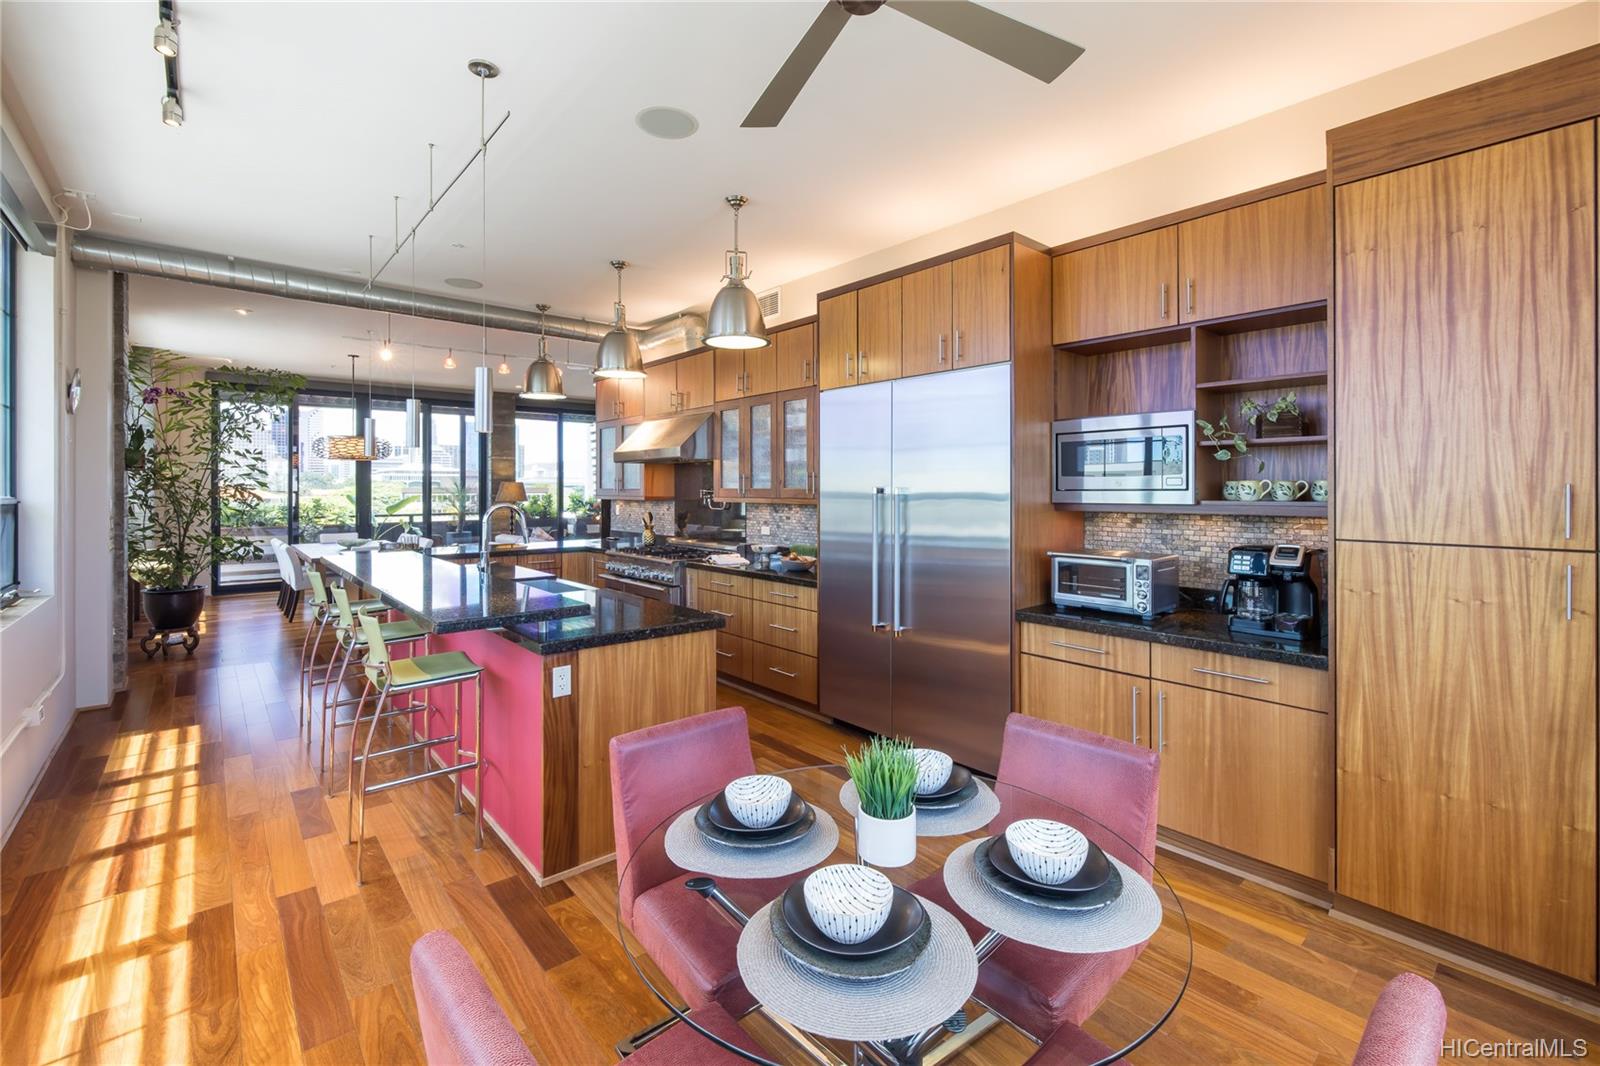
[757, 287, 781, 319]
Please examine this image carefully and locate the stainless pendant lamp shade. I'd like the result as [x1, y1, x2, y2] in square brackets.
[594, 260, 645, 379]
[705, 195, 769, 350]
[404, 396, 421, 449]
[521, 304, 566, 400]
[474, 365, 492, 428]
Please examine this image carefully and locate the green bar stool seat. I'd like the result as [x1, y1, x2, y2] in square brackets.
[348, 610, 485, 885]
[298, 564, 388, 733]
[320, 584, 426, 792]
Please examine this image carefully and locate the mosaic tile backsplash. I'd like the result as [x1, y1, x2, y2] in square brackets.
[1082, 512, 1329, 587]
[609, 499, 818, 547]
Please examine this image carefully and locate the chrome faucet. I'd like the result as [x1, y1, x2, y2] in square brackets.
[479, 503, 530, 572]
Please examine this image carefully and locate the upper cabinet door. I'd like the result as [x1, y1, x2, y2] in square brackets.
[1179, 185, 1328, 322]
[713, 350, 745, 403]
[776, 388, 817, 500]
[614, 378, 642, 420]
[951, 246, 1011, 368]
[901, 261, 952, 378]
[856, 277, 902, 384]
[597, 423, 620, 494]
[746, 395, 778, 498]
[1052, 226, 1177, 344]
[1336, 122, 1596, 549]
[594, 378, 619, 421]
[742, 343, 776, 397]
[643, 362, 678, 417]
[715, 402, 744, 498]
[818, 292, 858, 390]
[676, 351, 715, 410]
[774, 322, 816, 391]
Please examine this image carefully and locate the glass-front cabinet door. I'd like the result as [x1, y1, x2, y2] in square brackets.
[747, 396, 775, 497]
[716, 402, 743, 497]
[777, 388, 816, 500]
[620, 423, 643, 493]
[597, 423, 620, 496]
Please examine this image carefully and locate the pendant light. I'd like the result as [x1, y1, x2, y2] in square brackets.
[470, 58, 499, 435]
[705, 194, 769, 350]
[497, 353, 511, 376]
[521, 304, 566, 400]
[444, 348, 456, 370]
[312, 354, 391, 461]
[594, 260, 645, 379]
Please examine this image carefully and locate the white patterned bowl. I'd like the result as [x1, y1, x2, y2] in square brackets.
[803, 864, 895, 945]
[912, 749, 953, 796]
[723, 775, 793, 829]
[1004, 819, 1089, 885]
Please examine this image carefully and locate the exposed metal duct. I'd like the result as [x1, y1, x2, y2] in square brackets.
[41, 231, 707, 355]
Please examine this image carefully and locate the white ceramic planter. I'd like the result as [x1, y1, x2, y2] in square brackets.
[855, 809, 917, 867]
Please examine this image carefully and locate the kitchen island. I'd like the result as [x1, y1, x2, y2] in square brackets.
[311, 548, 723, 882]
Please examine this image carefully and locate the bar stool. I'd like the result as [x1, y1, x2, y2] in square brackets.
[298, 565, 386, 735]
[348, 609, 485, 884]
[321, 584, 427, 793]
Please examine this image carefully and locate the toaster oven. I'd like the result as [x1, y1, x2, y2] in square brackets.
[1049, 550, 1180, 620]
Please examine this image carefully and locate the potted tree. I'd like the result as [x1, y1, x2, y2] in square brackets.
[845, 736, 918, 867]
[126, 347, 302, 641]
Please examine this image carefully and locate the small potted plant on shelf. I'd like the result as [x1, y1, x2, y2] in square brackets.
[1197, 414, 1266, 474]
[845, 736, 918, 867]
[1240, 392, 1304, 438]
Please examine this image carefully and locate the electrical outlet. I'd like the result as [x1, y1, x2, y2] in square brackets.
[761, 525, 771, 535]
[551, 664, 572, 698]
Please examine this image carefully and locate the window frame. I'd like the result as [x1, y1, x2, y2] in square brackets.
[1, 225, 18, 597]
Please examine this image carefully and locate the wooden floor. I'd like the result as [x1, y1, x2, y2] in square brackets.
[2, 591, 1597, 1065]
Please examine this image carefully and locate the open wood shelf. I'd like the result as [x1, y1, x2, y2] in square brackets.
[1058, 501, 1328, 517]
[1200, 434, 1328, 447]
[1195, 371, 1328, 393]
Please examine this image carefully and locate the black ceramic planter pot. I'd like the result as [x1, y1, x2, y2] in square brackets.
[142, 585, 205, 631]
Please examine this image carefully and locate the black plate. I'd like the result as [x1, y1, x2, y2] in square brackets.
[916, 764, 973, 801]
[975, 838, 1124, 913]
[779, 880, 927, 959]
[914, 777, 980, 811]
[695, 804, 816, 849]
[986, 832, 1113, 896]
[769, 902, 931, 981]
[704, 789, 809, 835]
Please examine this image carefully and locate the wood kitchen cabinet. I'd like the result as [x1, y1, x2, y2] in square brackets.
[644, 350, 716, 416]
[1154, 682, 1332, 881]
[1336, 123, 1595, 550]
[856, 277, 902, 384]
[714, 345, 776, 402]
[1052, 226, 1177, 345]
[951, 246, 1011, 368]
[713, 394, 778, 500]
[1018, 655, 1143, 746]
[902, 261, 952, 377]
[775, 387, 817, 500]
[1178, 184, 1328, 322]
[1336, 540, 1596, 981]
[596, 421, 672, 500]
[774, 321, 817, 391]
[818, 292, 857, 390]
[593, 376, 642, 421]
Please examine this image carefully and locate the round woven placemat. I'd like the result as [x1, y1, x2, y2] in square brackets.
[737, 896, 978, 1042]
[665, 805, 841, 879]
[838, 779, 1000, 838]
[941, 838, 1162, 953]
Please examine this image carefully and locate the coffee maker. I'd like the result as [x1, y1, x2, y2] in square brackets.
[1219, 544, 1324, 641]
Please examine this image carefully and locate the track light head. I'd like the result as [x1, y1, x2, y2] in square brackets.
[161, 93, 184, 128]
[153, 16, 178, 58]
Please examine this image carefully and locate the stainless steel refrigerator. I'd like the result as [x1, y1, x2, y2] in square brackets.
[819, 362, 1013, 771]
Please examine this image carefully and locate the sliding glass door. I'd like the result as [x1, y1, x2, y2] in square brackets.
[426, 407, 482, 544]
[294, 396, 359, 543]
[367, 399, 423, 538]
[215, 399, 291, 587]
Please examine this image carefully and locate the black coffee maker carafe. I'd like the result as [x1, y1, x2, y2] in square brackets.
[1219, 543, 1324, 641]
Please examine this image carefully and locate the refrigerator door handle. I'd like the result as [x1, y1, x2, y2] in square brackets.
[870, 487, 886, 630]
[892, 488, 908, 633]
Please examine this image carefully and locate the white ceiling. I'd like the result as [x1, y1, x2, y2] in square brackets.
[3, 1, 1573, 375]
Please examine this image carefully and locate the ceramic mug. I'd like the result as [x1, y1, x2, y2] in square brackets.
[1230, 479, 1273, 502]
[1310, 479, 1329, 502]
[1222, 481, 1241, 501]
[1270, 479, 1310, 501]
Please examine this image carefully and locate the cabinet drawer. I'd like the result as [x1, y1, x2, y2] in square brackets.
[690, 589, 750, 639]
[1151, 644, 1329, 711]
[689, 568, 753, 600]
[1018, 623, 1150, 676]
[749, 579, 817, 612]
[715, 632, 753, 683]
[751, 599, 818, 656]
[1018, 655, 1144, 746]
[753, 644, 818, 704]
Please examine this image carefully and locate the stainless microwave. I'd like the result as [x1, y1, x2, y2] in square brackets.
[1052, 410, 1196, 505]
[1049, 550, 1181, 619]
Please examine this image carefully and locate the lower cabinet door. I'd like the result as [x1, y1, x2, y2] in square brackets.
[1017, 655, 1143, 745]
[1155, 683, 1331, 881]
[715, 632, 753, 683]
[753, 644, 818, 704]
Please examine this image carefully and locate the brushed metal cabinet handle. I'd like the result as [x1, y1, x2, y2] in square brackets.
[1566, 483, 1573, 540]
[1192, 666, 1270, 685]
[1185, 277, 1195, 316]
[1131, 685, 1140, 746]
[1566, 564, 1574, 621]
[716, 649, 734, 659]
[708, 609, 734, 618]
[768, 667, 798, 679]
[1158, 690, 1167, 751]
[1159, 282, 1168, 320]
[803, 358, 811, 383]
[954, 330, 962, 363]
[859, 350, 867, 379]
[710, 579, 734, 588]
[1049, 640, 1106, 655]
[937, 334, 945, 365]
[870, 486, 885, 630]
[770, 591, 798, 599]
[768, 623, 799, 633]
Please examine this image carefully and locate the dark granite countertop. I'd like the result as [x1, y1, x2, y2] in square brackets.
[1016, 603, 1328, 670]
[686, 559, 819, 588]
[500, 589, 725, 655]
[318, 550, 593, 634]
[423, 538, 604, 560]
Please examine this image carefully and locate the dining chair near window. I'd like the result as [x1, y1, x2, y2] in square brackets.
[270, 538, 310, 617]
[409, 930, 763, 1065]
[915, 713, 1161, 1042]
[609, 706, 791, 1016]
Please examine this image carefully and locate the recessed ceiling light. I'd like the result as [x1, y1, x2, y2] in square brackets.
[340, 268, 364, 276]
[445, 277, 483, 289]
[636, 106, 699, 140]
[450, 242, 466, 249]
[233, 307, 253, 316]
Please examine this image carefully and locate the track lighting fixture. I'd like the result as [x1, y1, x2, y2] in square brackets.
[444, 348, 457, 370]
[497, 354, 511, 376]
[161, 93, 184, 128]
[153, 16, 178, 58]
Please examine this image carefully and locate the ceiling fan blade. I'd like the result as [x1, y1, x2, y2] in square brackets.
[886, 0, 1083, 83]
[742, 1, 853, 128]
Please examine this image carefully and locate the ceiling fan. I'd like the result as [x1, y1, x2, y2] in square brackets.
[743, 0, 1084, 128]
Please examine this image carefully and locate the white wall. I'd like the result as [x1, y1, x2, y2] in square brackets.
[770, 5, 1600, 321]
[73, 269, 114, 709]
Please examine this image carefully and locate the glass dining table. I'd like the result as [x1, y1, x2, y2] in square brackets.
[616, 765, 1191, 1066]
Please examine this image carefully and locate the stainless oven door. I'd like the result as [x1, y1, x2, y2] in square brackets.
[1053, 557, 1135, 608]
[595, 572, 677, 604]
[1053, 411, 1194, 504]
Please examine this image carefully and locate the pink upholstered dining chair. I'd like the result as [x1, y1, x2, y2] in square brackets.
[915, 713, 1161, 1041]
[1351, 972, 1447, 1066]
[610, 706, 790, 1014]
[410, 930, 766, 1065]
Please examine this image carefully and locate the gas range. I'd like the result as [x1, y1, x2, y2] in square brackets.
[600, 541, 736, 604]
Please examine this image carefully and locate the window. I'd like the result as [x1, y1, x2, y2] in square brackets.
[215, 398, 290, 586]
[513, 411, 599, 540]
[295, 396, 358, 542]
[1, 227, 16, 595]
[560, 414, 597, 537]
[427, 407, 482, 543]
[366, 399, 422, 538]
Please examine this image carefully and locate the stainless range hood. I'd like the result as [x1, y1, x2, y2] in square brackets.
[612, 413, 712, 462]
